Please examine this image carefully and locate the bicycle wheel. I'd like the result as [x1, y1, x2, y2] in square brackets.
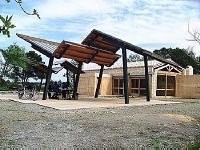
[32, 91, 40, 100]
[18, 91, 23, 99]
[24, 90, 33, 100]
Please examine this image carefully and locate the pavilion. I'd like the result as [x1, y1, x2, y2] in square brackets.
[17, 29, 179, 104]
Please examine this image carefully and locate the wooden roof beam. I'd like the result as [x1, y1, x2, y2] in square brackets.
[60, 61, 85, 74]
[53, 40, 121, 67]
[87, 29, 180, 68]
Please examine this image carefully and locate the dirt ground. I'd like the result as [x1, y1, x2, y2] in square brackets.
[0, 97, 199, 148]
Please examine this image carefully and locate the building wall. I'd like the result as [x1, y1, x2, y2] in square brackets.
[176, 75, 200, 98]
[78, 72, 97, 96]
[78, 73, 112, 96]
[79, 66, 154, 97]
[99, 74, 112, 95]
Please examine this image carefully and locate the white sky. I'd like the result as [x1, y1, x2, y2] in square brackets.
[0, 0, 199, 81]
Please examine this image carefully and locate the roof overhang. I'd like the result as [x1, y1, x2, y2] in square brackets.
[16, 33, 59, 58]
[82, 29, 180, 68]
[53, 40, 121, 67]
[17, 33, 121, 67]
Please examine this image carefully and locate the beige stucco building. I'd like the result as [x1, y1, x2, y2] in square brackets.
[78, 60, 200, 98]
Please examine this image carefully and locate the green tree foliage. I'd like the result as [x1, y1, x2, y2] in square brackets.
[153, 47, 200, 74]
[0, 44, 28, 82]
[0, 0, 40, 37]
[0, 45, 44, 85]
[26, 51, 44, 91]
[128, 53, 144, 62]
[0, 15, 16, 37]
[1, 44, 27, 69]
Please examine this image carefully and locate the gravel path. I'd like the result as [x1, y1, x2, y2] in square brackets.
[0, 98, 199, 148]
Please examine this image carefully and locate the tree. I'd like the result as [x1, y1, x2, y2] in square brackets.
[0, 45, 44, 84]
[153, 47, 200, 74]
[26, 51, 44, 89]
[0, 0, 40, 37]
[127, 53, 144, 62]
[26, 51, 43, 80]
[153, 47, 171, 59]
[0, 44, 28, 83]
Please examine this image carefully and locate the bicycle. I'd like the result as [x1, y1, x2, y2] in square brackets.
[18, 85, 40, 100]
[26, 86, 40, 100]
[18, 86, 28, 100]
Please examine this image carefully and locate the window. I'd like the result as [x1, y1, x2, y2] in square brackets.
[130, 78, 146, 96]
[112, 78, 124, 95]
[112, 77, 147, 96]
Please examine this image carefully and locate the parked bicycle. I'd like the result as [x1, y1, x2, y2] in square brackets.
[18, 84, 40, 100]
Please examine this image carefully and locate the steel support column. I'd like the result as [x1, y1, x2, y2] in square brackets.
[72, 62, 83, 99]
[122, 47, 129, 104]
[144, 55, 150, 101]
[95, 65, 104, 98]
[42, 56, 54, 100]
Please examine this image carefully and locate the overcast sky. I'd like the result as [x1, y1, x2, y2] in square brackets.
[0, 0, 200, 80]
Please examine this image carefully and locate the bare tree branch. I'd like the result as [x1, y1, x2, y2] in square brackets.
[188, 22, 200, 44]
[14, 0, 40, 19]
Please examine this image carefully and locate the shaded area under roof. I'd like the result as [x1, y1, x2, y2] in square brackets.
[53, 40, 121, 67]
[16, 33, 60, 58]
[60, 61, 85, 74]
[82, 29, 180, 68]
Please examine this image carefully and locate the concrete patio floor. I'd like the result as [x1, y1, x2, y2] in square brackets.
[0, 94, 181, 110]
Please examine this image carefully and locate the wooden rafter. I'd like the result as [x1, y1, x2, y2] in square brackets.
[155, 64, 183, 73]
[53, 40, 121, 67]
[82, 29, 181, 68]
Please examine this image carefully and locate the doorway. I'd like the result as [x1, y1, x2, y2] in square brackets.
[156, 75, 175, 96]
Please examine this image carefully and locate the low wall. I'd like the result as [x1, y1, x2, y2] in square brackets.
[176, 75, 200, 98]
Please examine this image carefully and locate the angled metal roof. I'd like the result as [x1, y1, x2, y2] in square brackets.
[17, 33, 121, 67]
[82, 29, 180, 68]
[16, 33, 59, 58]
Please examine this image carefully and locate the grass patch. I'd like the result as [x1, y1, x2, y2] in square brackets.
[0, 139, 18, 147]
[185, 141, 200, 150]
[148, 138, 168, 148]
